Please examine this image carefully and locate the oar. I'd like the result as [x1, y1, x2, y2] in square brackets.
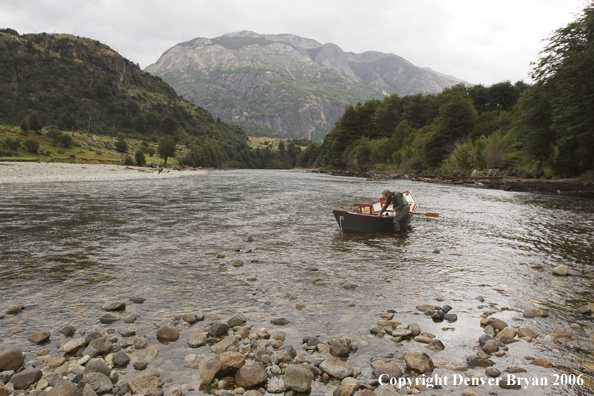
[384, 209, 439, 217]
[411, 212, 439, 218]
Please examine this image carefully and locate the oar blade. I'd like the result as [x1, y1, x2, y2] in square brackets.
[411, 212, 439, 218]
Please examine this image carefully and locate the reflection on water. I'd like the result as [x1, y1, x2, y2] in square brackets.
[1, 170, 593, 395]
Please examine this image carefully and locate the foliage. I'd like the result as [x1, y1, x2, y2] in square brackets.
[521, 1, 594, 176]
[158, 136, 177, 165]
[135, 150, 146, 166]
[296, 143, 320, 168]
[159, 116, 179, 135]
[28, 114, 42, 133]
[20, 118, 29, 133]
[354, 138, 373, 171]
[123, 155, 134, 165]
[441, 132, 519, 174]
[23, 139, 40, 154]
[3, 137, 21, 151]
[115, 138, 128, 153]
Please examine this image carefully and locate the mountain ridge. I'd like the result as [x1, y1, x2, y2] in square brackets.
[146, 31, 469, 141]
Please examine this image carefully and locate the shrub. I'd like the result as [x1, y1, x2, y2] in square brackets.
[135, 150, 146, 166]
[3, 137, 20, 152]
[123, 155, 134, 165]
[115, 139, 128, 153]
[23, 139, 40, 154]
[58, 133, 73, 148]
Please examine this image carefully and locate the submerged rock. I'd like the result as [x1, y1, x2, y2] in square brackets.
[60, 325, 77, 337]
[329, 338, 352, 357]
[404, 351, 434, 374]
[101, 301, 126, 311]
[6, 305, 24, 315]
[552, 265, 569, 276]
[467, 356, 494, 367]
[270, 317, 290, 326]
[319, 357, 354, 379]
[129, 368, 165, 395]
[523, 308, 549, 318]
[371, 360, 402, 379]
[209, 321, 230, 337]
[156, 326, 180, 343]
[334, 377, 360, 396]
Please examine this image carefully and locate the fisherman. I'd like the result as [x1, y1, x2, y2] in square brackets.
[379, 189, 410, 232]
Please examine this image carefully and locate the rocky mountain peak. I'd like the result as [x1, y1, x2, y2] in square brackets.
[146, 31, 469, 141]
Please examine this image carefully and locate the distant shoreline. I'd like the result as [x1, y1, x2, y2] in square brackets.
[311, 169, 594, 199]
[0, 161, 207, 184]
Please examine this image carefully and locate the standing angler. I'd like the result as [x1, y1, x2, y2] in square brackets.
[379, 189, 410, 232]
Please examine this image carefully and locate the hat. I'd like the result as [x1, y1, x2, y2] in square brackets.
[382, 189, 390, 197]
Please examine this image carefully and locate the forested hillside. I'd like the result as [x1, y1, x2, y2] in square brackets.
[0, 29, 298, 168]
[298, 2, 594, 179]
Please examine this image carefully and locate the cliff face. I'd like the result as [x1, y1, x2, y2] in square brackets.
[146, 31, 468, 141]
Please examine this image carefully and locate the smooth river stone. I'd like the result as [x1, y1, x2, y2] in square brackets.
[101, 300, 126, 311]
[319, 357, 354, 379]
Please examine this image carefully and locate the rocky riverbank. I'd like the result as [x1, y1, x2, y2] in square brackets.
[1, 262, 593, 396]
[0, 162, 207, 184]
[311, 170, 594, 199]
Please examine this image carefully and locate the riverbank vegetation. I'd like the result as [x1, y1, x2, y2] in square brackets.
[297, 3, 594, 179]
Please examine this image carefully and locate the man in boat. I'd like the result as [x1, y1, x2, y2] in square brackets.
[379, 189, 410, 232]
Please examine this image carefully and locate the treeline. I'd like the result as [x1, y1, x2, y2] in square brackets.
[298, 2, 594, 178]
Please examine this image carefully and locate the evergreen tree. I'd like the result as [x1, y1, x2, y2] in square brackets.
[20, 118, 29, 134]
[29, 114, 42, 133]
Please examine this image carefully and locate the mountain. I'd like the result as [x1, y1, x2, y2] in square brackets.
[0, 28, 249, 161]
[146, 31, 469, 141]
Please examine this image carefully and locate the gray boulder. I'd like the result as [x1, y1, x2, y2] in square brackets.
[319, 357, 354, 379]
[101, 301, 126, 311]
[284, 364, 314, 393]
[45, 379, 82, 396]
[9, 368, 42, 390]
[84, 359, 111, 376]
[0, 347, 24, 370]
[371, 360, 402, 379]
[80, 372, 113, 394]
[234, 362, 267, 388]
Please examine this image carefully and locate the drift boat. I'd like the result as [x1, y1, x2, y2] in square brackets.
[333, 191, 419, 233]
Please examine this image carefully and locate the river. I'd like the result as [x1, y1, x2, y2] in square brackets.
[0, 169, 593, 395]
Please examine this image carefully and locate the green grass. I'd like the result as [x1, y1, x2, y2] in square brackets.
[0, 126, 177, 166]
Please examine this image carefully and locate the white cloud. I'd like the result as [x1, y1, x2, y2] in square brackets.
[2, 0, 587, 85]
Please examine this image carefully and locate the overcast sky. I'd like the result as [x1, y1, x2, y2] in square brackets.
[3, 0, 588, 86]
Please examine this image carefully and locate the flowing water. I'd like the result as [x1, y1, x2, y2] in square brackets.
[1, 169, 593, 395]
